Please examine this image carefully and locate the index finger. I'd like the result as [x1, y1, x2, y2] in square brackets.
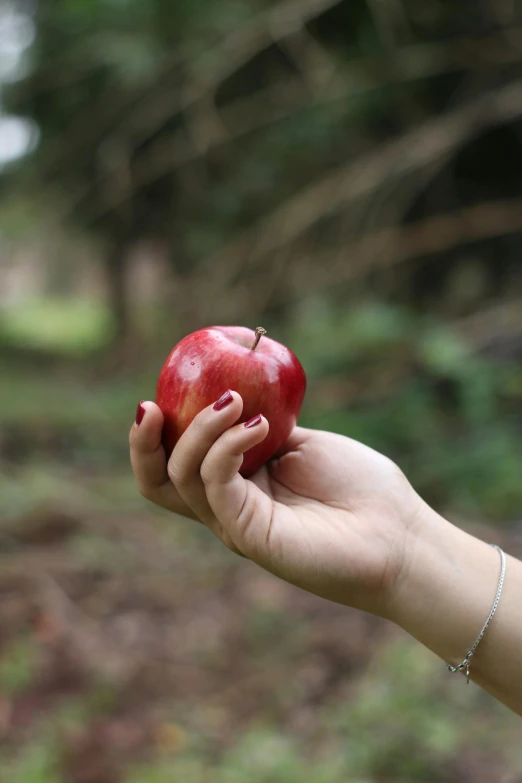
[129, 401, 197, 520]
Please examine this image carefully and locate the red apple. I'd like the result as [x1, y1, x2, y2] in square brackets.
[156, 326, 306, 477]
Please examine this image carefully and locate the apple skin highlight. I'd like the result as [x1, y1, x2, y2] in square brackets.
[156, 326, 307, 477]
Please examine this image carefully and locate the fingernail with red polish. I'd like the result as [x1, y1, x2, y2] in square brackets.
[244, 414, 262, 429]
[213, 390, 233, 411]
[135, 401, 145, 426]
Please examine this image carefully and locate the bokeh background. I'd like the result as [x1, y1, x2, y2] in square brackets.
[1, 0, 522, 780]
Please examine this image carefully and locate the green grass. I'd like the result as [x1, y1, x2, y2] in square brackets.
[0, 298, 115, 355]
[0, 462, 149, 520]
[0, 364, 152, 426]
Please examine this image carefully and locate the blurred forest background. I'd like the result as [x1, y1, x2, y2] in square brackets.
[1, 0, 522, 781]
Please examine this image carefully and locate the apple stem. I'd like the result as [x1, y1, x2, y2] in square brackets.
[250, 327, 267, 351]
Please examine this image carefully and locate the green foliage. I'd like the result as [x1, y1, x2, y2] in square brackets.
[122, 636, 522, 782]
[127, 737, 346, 783]
[1, 295, 521, 520]
[0, 635, 520, 783]
[331, 645, 462, 779]
[219, 731, 345, 783]
[0, 637, 36, 695]
[291, 300, 522, 519]
[289, 298, 413, 377]
[0, 743, 60, 783]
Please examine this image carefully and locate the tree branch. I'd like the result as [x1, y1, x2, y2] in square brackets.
[215, 198, 522, 325]
[296, 198, 522, 294]
[105, 0, 345, 153]
[200, 199, 522, 324]
[70, 28, 522, 223]
[193, 80, 522, 311]
[41, 0, 343, 179]
[125, 21, 522, 152]
[277, 26, 339, 93]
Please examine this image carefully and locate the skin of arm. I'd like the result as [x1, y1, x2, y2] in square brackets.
[130, 393, 522, 716]
[391, 505, 522, 714]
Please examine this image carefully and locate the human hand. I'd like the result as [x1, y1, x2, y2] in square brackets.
[130, 392, 427, 619]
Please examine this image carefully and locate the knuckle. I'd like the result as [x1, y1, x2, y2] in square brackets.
[221, 531, 245, 557]
[199, 433, 233, 485]
[199, 459, 213, 486]
[167, 459, 186, 487]
[236, 494, 257, 540]
[190, 408, 209, 437]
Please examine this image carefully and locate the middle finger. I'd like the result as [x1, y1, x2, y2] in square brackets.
[167, 390, 243, 529]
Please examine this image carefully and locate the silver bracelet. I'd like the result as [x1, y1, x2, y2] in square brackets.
[447, 544, 506, 684]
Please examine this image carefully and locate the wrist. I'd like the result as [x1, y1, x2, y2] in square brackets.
[388, 500, 501, 668]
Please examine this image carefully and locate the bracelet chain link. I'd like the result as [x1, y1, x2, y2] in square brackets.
[447, 544, 506, 685]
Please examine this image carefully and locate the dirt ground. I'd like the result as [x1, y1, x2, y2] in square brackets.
[0, 500, 521, 783]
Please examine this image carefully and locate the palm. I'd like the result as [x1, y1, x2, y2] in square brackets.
[244, 428, 417, 614]
[130, 400, 420, 618]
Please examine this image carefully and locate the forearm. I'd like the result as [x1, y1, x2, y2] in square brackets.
[392, 505, 522, 715]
